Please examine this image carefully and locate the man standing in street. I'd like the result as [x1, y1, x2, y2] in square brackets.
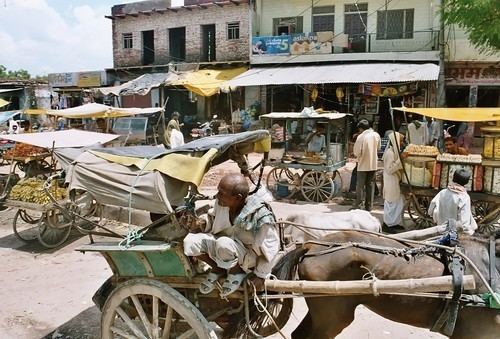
[164, 111, 182, 148]
[353, 119, 381, 211]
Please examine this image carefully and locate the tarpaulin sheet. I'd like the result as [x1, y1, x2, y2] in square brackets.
[0, 110, 20, 124]
[96, 73, 179, 96]
[0, 98, 10, 108]
[394, 107, 500, 122]
[0, 130, 119, 148]
[174, 67, 247, 97]
[27, 103, 163, 119]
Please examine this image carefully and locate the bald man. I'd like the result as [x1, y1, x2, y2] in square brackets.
[183, 174, 279, 297]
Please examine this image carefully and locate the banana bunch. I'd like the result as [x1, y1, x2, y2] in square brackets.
[9, 178, 66, 205]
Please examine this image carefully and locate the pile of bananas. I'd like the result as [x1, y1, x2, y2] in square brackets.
[9, 178, 66, 205]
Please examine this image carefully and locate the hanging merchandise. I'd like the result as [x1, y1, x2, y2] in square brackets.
[336, 87, 345, 102]
[311, 86, 319, 103]
[362, 82, 418, 97]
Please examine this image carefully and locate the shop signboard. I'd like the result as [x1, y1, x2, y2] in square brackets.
[77, 72, 102, 87]
[49, 73, 78, 87]
[446, 62, 500, 85]
[359, 82, 418, 97]
[49, 71, 106, 88]
[290, 32, 333, 55]
[252, 36, 290, 55]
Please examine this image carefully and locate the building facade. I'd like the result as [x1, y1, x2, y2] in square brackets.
[106, 0, 250, 120]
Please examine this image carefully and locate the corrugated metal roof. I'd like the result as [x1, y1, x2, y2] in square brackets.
[260, 112, 348, 120]
[226, 63, 439, 87]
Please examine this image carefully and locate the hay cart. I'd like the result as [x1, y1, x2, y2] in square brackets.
[260, 112, 351, 203]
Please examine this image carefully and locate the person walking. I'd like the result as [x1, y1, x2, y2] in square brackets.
[352, 119, 381, 211]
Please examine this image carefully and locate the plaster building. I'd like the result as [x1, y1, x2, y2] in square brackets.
[105, 0, 250, 120]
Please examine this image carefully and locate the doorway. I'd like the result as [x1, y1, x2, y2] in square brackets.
[201, 24, 216, 62]
[142, 30, 155, 65]
[169, 27, 186, 62]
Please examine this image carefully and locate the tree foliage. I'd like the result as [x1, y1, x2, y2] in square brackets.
[0, 65, 31, 80]
[443, 0, 500, 53]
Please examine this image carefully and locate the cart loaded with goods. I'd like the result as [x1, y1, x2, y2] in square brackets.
[395, 107, 500, 230]
[260, 112, 351, 203]
[0, 130, 119, 248]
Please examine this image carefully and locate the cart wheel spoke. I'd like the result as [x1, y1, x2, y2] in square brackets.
[301, 171, 333, 202]
[37, 214, 72, 249]
[116, 306, 148, 339]
[110, 325, 135, 339]
[130, 295, 153, 338]
[161, 306, 173, 339]
[13, 209, 40, 243]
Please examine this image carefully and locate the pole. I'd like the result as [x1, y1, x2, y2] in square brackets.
[436, 0, 447, 150]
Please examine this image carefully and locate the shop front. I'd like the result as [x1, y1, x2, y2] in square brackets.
[226, 63, 439, 136]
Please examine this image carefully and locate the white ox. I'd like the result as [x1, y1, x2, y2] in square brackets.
[284, 209, 381, 243]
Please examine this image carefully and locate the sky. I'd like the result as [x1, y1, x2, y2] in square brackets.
[0, 0, 183, 76]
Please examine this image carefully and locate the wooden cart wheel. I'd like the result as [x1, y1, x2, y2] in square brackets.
[473, 201, 500, 233]
[266, 167, 301, 199]
[300, 171, 334, 203]
[13, 209, 41, 242]
[101, 278, 217, 339]
[69, 191, 99, 233]
[407, 194, 434, 229]
[37, 209, 72, 248]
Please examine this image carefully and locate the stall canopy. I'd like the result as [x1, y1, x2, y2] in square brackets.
[172, 67, 247, 97]
[0, 98, 10, 108]
[394, 107, 500, 122]
[96, 73, 179, 96]
[0, 110, 20, 124]
[0, 129, 119, 148]
[24, 103, 163, 119]
[225, 63, 439, 87]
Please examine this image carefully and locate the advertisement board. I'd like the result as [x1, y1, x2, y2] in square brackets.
[252, 36, 290, 55]
[290, 32, 333, 55]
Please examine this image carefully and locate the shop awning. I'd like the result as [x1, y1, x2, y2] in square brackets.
[260, 112, 349, 120]
[0, 110, 20, 124]
[173, 67, 247, 97]
[96, 73, 179, 96]
[27, 103, 164, 119]
[0, 130, 119, 148]
[226, 63, 439, 87]
[394, 107, 500, 122]
[0, 88, 23, 94]
[0, 98, 10, 108]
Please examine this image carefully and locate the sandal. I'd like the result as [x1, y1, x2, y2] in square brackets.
[220, 273, 247, 297]
[199, 272, 224, 295]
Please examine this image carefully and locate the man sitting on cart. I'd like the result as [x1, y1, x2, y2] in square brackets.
[183, 174, 279, 297]
[444, 136, 469, 155]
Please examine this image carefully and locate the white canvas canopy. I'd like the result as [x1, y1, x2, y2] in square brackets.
[96, 73, 180, 96]
[35, 103, 163, 119]
[0, 130, 119, 149]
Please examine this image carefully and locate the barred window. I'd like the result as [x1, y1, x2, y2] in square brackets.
[122, 33, 133, 49]
[227, 22, 240, 40]
[377, 9, 414, 40]
[312, 6, 335, 32]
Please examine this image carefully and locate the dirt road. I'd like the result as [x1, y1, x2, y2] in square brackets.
[0, 158, 444, 339]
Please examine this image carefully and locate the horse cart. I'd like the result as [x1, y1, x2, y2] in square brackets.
[0, 130, 118, 248]
[260, 112, 350, 203]
[392, 107, 500, 231]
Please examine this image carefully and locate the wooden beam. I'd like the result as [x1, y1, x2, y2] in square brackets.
[129, 13, 138, 17]
[265, 275, 476, 295]
[168, 8, 178, 13]
[156, 8, 167, 14]
[181, 6, 192, 11]
[105, 15, 115, 20]
[139, 10, 152, 16]
[230, 0, 241, 5]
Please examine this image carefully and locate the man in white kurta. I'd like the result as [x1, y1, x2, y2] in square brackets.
[353, 119, 381, 211]
[382, 132, 407, 233]
[428, 168, 477, 235]
[183, 174, 279, 296]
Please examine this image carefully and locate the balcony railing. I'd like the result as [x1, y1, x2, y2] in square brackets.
[251, 30, 439, 56]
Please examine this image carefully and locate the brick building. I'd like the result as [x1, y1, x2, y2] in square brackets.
[105, 0, 250, 120]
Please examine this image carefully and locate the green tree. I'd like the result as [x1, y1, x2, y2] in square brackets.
[0, 65, 31, 80]
[443, 0, 500, 53]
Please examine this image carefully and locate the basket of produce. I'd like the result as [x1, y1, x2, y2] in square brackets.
[8, 178, 66, 206]
[4, 143, 49, 159]
[481, 126, 500, 160]
[404, 144, 440, 157]
[482, 159, 500, 195]
[433, 154, 483, 192]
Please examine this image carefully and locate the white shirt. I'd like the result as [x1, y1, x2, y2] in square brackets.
[407, 121, 428, 145]
[354, 128, 381, 171]
[428, 187, 477, 235]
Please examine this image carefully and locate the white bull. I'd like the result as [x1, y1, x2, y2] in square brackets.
[284, 209, 381, 243]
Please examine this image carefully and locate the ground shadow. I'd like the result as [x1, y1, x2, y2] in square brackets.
[0, 228, 87, 253]
[41, 306, 100, 339]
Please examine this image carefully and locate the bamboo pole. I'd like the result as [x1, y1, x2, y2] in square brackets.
[392, 224, 449, 240]
[265, 275, 475, 295]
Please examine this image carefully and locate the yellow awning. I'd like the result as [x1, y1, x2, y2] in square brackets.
[0, 98, 10, 108]
[175, 67, 247, 97]
[24, 108, 49, 115]
[394, 107, 500, 122]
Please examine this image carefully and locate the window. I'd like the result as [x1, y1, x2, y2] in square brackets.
[377, 9, 414, 40]
[273, 17, 303, 35]
[312, 6, 335, 32]
[122, 33, 133, 49]
[227, 22, 240, 40]
[344, 3, 367, 52]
